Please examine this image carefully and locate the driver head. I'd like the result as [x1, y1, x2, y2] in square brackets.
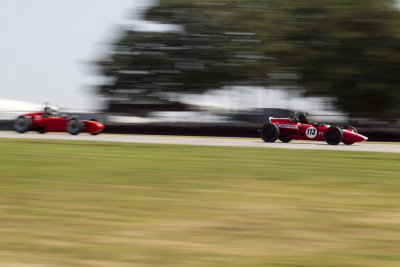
[299, 113, 308, 123]
[44, 107, 51, 115]
[51, 106, 59, 113]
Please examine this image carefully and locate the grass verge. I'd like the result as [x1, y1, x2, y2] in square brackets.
[1, 138, 400, 267]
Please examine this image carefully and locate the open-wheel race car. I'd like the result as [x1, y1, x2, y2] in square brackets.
[13, 105, 104, 135]
[260, 112, 368, 145]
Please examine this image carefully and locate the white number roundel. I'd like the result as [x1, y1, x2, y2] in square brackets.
[306, 127, 317, 138]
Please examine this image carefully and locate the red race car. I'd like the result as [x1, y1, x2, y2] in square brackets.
[13, 106, 104, 135]
[260, 112, 368, 145]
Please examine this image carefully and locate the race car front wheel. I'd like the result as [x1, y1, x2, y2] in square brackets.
[260, 123, 280, 142]
[37, 126, 46, 134]
[345, 126, 358, 133]
[343, 126, 357, 145]
[66, 118, 84, 135]
[89, 118, 104, 135]
[324, 126, 343, 145]
[13, 116, 32, 133]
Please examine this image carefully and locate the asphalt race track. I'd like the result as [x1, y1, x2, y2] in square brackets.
[1, 132, 400, 153]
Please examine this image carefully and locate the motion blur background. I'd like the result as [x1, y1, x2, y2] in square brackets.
[1, 0, 400, 135]
[2, 2, 400, 266]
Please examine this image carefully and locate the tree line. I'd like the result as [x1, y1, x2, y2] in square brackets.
[97, 0, 400, 116]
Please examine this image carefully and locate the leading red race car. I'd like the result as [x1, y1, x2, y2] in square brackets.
[260, 112, 368, 145]
[13, 105, 104, 135]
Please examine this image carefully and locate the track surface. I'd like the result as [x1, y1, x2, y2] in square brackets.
[1, 131, 399, 153]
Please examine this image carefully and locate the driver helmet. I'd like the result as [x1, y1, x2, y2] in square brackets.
[44, 106, 59, 116]
[44, 107, 52, 116]
[50, 106, 59, 116]
[299, 113, 308, 123]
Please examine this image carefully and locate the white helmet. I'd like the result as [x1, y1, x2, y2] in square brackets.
[44, 105, 59, 116]
[50, 106, 59, 115]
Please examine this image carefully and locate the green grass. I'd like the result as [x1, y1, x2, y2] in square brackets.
[1, 138, 400, 267]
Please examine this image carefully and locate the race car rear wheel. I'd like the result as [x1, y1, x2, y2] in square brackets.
[89, 118, 104, 135]
[324, 126, 343, 145]
[343, 126, 357, 145]
[279, 136, 292, 143]
[66, 118, 84, 135]
[260, 123, 280, 142]
[13, 116, 32, 133]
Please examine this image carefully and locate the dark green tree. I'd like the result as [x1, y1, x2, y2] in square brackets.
[97, 1, 272, 99]
[267, 0, 400, 115]
[97, 0, 400, 116]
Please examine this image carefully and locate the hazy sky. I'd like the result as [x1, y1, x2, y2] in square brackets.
[0, 0, 159, 110]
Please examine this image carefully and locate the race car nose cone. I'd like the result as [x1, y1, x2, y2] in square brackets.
[355, 134, 368, 142]
[96, 124, 105, 131]
[344, 132, 368, 143]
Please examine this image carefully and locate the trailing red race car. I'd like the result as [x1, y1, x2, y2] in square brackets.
[13, 105, 105, 135]
[260, 112, 368, 145]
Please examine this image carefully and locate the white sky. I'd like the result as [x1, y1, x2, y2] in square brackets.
[0, 0, 159, 110]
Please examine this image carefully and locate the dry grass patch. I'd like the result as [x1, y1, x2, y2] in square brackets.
[0, 138, 400, 266]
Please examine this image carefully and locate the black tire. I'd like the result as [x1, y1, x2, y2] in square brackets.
[37, 127, 46, 134]
[279, 136, 292, 143]
[347, 126, 357, 133]
[89, 118, 104, 136]
[66, 118, 84, 135]
[324, 126, 343, 145]
[343, 126, 357, 145]
[260, 123, 280, 142]
[13, 116, 32, 133]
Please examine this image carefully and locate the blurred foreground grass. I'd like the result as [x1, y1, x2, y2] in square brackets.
[0, 138, 400, 267]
